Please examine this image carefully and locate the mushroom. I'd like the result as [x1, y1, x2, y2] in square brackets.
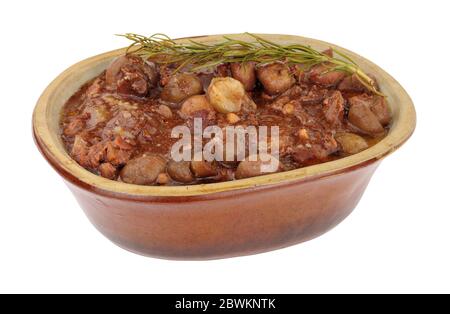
[191, 160, 217, 178]
[180, 95, 216, 117]
[161, 73, 203, 103]
[235, 154, 283, 179]
[167, 160, 195, 183]
[230, 62, 256, 91]
[120, 154, 167, 185]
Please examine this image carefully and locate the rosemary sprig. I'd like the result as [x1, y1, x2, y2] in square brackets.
[118, 33, 382, 96]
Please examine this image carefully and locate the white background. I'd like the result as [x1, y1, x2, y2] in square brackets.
[0, 0, 448, 294]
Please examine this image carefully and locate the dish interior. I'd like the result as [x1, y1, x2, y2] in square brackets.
[33, 34, 415, 196]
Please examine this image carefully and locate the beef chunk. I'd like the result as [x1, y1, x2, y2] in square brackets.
[348, 96, 384, 135]
[257, 63, 295, 95]
[348, 94, 391, 134]
[292, 128, 338, 164]
[105, 55, 158, 97]
[105, 141, 132, 167]
[338, 73, 379, 93]
[86, 142, 107, 168]
[71, 135, 89, 167]
[308, 63, 346, 87]
[322, 91, 345, 126]
[64, 117, 85, 136]
[99, 163, 117, 180]
[370, 96, 391, 126]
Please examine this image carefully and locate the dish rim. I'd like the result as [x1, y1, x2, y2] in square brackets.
[32, 33, 416, 197]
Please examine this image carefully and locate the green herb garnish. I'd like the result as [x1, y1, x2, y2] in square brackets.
[118, 33, 382, 96]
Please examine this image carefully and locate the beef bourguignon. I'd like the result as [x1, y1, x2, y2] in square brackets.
[61, 41, 391, 186]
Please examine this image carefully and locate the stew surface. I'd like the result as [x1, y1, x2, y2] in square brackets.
[61, 51, 391, 186]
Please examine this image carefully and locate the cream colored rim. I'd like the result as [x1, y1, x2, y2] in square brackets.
[33, 34, 416, 197]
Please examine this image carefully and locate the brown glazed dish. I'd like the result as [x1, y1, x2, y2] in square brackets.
[33, 34, 416, 260]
